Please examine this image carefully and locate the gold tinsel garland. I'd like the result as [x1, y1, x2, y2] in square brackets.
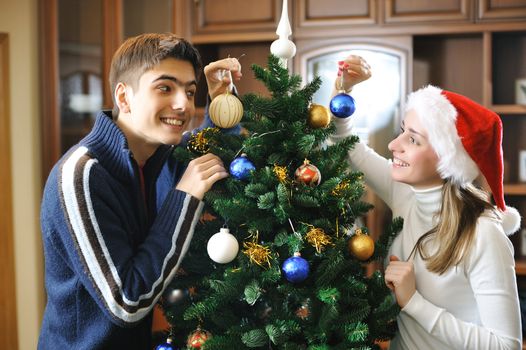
[331, 180, 350, 196]
[273, 164, 289, 184]
[187, 127, 220, 154]
[242, 232, 272, 268]
[305, 225, 333, 253]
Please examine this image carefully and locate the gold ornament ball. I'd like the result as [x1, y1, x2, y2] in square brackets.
[348, 233, 375, 261]
[209, 92, 244, 128]
[307, 104, 331, 129]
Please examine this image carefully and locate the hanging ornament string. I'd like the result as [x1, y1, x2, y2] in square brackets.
[338, 68, 346, 92]
[224, 53, 246, 93]
[232, 129, 284, 159]
[288, 218, 303, 241]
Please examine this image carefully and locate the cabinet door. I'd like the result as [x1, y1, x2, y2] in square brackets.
[384, 0, 472, 24]
[190, 0, 282, 42]
[476, 0, 526, 21]
[295, 36, 411, 240]
[296, 0, 377, 29]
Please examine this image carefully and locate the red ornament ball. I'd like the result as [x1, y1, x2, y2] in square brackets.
[187, 328, 212, 349]
[294, 160, 321, 187]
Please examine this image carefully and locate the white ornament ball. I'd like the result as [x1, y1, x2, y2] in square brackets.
[270, 38, 297, 59]
[209, 92, 244, 128]
[207, 228, 239, 264]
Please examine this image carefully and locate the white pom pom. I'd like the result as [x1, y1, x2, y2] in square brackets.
[501, 206, 521, 235]
[207, 228, 239, 264]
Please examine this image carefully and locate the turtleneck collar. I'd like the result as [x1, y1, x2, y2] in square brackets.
[411, 184, 443, 218]
[80, 111, 172, 183]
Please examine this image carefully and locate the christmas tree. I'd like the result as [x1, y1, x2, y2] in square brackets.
[159, 55, 402, 350]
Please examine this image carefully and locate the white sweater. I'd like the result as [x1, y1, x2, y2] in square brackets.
[331, 118, 522, 349]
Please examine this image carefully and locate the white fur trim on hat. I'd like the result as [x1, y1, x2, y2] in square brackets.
[502, 206, 521, 235]
[406, 85, 479, 185]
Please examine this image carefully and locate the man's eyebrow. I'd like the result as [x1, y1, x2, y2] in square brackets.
[152, 75, 197, 87]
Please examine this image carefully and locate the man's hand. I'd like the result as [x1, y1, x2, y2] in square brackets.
[176, 153, 228, 200]
[334, 55, 371, 93]
[204, 57, 242, 100]
[384, 255, 416, 308]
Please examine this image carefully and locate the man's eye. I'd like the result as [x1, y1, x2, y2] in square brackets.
[158, 85, 170, 92]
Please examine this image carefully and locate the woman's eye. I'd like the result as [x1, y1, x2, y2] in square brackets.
[187, 90, 196, 97]
[409, 136, 416, 144]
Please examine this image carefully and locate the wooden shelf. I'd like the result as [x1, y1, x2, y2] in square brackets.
[504, 184, 526, 195]
[516, 259, 526, 276]
[492, 105, 526, 115]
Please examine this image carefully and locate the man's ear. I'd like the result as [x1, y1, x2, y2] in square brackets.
[115, 82, 131, 113]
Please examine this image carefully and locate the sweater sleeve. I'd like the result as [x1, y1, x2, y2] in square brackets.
[329, 116, 398, 208]
[52, 147, 204, 327]
[402, 218, 522, 349]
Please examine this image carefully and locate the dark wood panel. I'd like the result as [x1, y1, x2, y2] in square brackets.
[385, 0, 471, 23]
[492, 31, 526, 105]
[413, 34, 483, 103]
[0, 33, 18, 350]
[192, 0, 280, 35]
[39, 0, 61, 181]
[477, 0, 526, 21]
[296, 0, 376, 28]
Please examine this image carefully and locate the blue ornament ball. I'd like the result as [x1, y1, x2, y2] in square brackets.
[229, 154, 256, 180]
[282, 254, 310, 283]
[329, 93, 356, 118]
[156, 339, 177, 350]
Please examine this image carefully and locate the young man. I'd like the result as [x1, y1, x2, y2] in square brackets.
[38, 33, 242, 349]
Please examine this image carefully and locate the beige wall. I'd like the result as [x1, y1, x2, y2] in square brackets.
[0, 0, 45, 349]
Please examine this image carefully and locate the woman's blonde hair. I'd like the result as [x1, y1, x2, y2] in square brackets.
[411, 180, 498, 274]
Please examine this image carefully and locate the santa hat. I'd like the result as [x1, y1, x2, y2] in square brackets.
[406, 85, 521, 235]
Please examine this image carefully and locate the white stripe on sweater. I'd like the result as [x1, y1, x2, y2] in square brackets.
[62, 146, 203, 323]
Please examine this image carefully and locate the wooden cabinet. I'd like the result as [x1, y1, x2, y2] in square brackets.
[189, 0, 283, 43]
[476, 0, 526, 21]
[295, 0, 377, 29]
[384, 0, 472, 24]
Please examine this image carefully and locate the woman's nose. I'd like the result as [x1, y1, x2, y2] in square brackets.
[388, 134, 401, 153]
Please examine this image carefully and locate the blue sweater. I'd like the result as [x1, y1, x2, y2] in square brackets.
[38, 111, 205, 350]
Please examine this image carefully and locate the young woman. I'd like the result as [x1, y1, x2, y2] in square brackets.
[331, 56, 522, 349]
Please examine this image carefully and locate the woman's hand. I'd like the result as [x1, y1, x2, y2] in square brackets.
[334, 55, 371, 93]
[384, 255, 416, 308]
[176, 153, 228, 200]
[204, 57, 242, 100]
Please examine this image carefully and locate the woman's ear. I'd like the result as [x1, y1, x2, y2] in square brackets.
[115, 82, 131, 114]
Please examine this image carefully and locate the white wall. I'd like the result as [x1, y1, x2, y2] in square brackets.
[0, 0, 45, 349]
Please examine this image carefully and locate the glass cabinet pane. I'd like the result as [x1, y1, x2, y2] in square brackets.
[304, 45, 406, 157]
[58, 0, 103, 154]
[123, 0, 173, 38]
